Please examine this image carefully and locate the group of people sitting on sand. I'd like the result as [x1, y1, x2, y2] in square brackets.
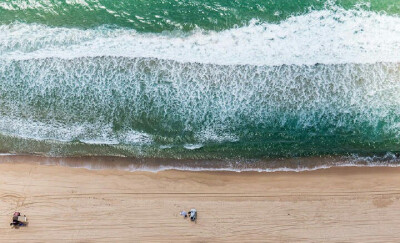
[10, 212, 28, 227]
[180, 208, 197, 221]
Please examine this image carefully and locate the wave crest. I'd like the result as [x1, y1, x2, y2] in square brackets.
[1, 8, 400, 65]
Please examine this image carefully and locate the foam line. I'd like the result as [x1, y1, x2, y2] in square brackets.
[1, 8, 400, 65]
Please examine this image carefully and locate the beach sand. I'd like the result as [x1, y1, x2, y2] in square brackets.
[1, 163, 400, 242]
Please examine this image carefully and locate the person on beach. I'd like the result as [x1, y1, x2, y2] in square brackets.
[180, 211, 187, 218]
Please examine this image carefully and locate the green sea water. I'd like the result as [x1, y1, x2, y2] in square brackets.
[0, 0, 398, 31]
[0, 0, 400, 165]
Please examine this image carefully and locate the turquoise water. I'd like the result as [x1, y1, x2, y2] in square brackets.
[0, 0, 399, 31]
[0, 0, 400, 164]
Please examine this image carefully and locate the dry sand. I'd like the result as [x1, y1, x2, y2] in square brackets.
[1, 163, 400, 242]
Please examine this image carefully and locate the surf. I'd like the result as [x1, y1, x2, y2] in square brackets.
[1, 8, 400, 66]
[0, 57, 399, 158]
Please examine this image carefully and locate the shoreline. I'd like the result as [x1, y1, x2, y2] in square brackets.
[1, 153, 400, 173]
[1, 163, 400, 241]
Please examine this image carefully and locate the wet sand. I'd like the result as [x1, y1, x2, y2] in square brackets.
[1, 163, 400, 242]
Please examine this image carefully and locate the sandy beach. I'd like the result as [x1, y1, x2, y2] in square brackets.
[1, 163, 400, 242]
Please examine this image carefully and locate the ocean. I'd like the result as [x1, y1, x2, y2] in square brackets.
[0, 0, 400, 171]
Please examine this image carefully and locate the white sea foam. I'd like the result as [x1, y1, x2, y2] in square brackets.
[0, 116, 153, 145]
[195, 128, 239, 143]
[121, 130, 153, 144]
[183, 144, 204, 150]
[139, 163, 400, 173]
[39, 159, 400, 173]
[0, 58, 399, 146]
[0, 153, 17, 156]
[159, 145, 173, 149]
[1, 8, 400, 65]
[2, 151, 400, 173]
